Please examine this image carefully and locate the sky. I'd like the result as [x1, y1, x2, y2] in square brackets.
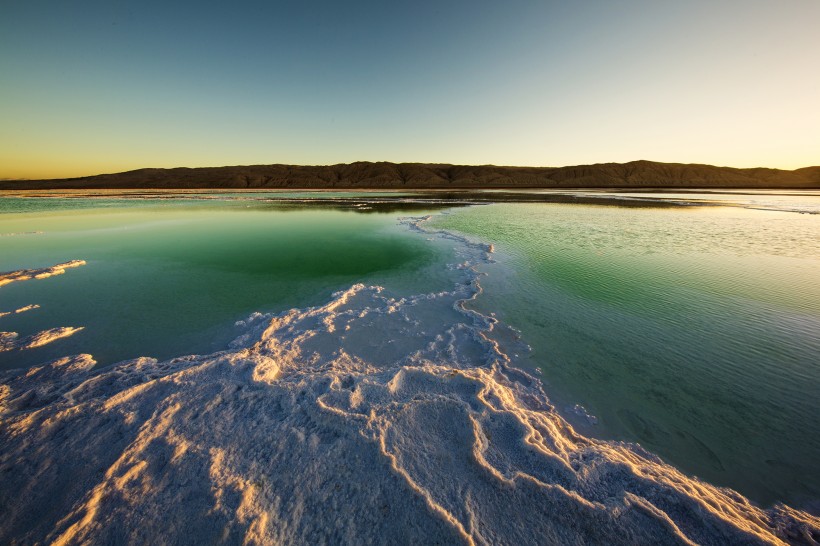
[1, 0, 818, 179]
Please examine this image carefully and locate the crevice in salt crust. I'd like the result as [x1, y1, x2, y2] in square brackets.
[0, 217, 817, 545]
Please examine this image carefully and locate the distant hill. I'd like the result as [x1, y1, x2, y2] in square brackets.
[2, 161, 818, 190]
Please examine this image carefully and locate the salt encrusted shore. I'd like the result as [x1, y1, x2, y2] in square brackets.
[0, 219, 817, 545]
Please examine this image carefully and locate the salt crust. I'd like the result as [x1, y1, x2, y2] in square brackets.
[0, 219, 817, 545]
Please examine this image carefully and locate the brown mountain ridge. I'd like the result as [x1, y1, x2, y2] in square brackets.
[2, 161, 819, 190]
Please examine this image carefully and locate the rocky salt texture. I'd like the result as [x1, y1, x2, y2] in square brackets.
[0, 220, 818, 545]
[1, 262, 85, 352]
[0, 259, 86, 287]
[0, 304, 40, 319]
[0, 326, 84, 353]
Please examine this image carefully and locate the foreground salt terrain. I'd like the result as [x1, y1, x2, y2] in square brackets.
[0, 218, 818, 545]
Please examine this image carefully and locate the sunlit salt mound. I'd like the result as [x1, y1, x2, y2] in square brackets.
[0, 223, 817, 545]
[0, 326, 84, 352]
[0, 259, 86, 287]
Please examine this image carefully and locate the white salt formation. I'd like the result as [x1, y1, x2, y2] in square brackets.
[0, 259, 86, 287]
[0, 220, 817, 545]
[0, 304, 41, 318]
[1, 261, 84, 352]
[0, 326, 84, 352]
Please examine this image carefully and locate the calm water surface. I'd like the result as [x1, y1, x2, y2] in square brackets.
[433, 199, 820, 510]
[1, 192, 818, 511]
[0, 198, 454, 369]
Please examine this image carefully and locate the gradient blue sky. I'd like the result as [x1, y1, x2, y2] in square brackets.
[2, 0, 818, 178]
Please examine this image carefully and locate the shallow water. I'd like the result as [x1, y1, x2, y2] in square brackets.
[0, 198, 454, 368]
[2, 193, 819, 508]
[1, 191, 818, 543]
[432, 198, 820, 509]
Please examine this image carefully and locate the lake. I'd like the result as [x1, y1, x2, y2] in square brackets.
[1, 190, 818, 543]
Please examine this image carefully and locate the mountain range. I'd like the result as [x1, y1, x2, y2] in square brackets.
[2, 160, 819, 189]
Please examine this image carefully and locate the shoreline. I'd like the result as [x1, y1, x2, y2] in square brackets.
[4, 188, 818, 218]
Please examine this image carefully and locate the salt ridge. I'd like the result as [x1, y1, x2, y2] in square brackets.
[0, 259, 86, 287]
[0, 217, 817, 545]
[0, 326, 84, 353]
[0, 304, 40, 319]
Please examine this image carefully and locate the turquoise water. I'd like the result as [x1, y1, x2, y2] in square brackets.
[2, 192, 819, 512]
[0, 198, 455, 369]
[432, 200, 820, 509]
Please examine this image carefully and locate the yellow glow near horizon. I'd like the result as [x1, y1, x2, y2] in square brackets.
[2, 1, 818, 180]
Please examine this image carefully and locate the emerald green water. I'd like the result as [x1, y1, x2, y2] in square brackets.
[2, 193, 819, 511]
[0, 198, 453, 369]
[432, 201, 820, 509]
